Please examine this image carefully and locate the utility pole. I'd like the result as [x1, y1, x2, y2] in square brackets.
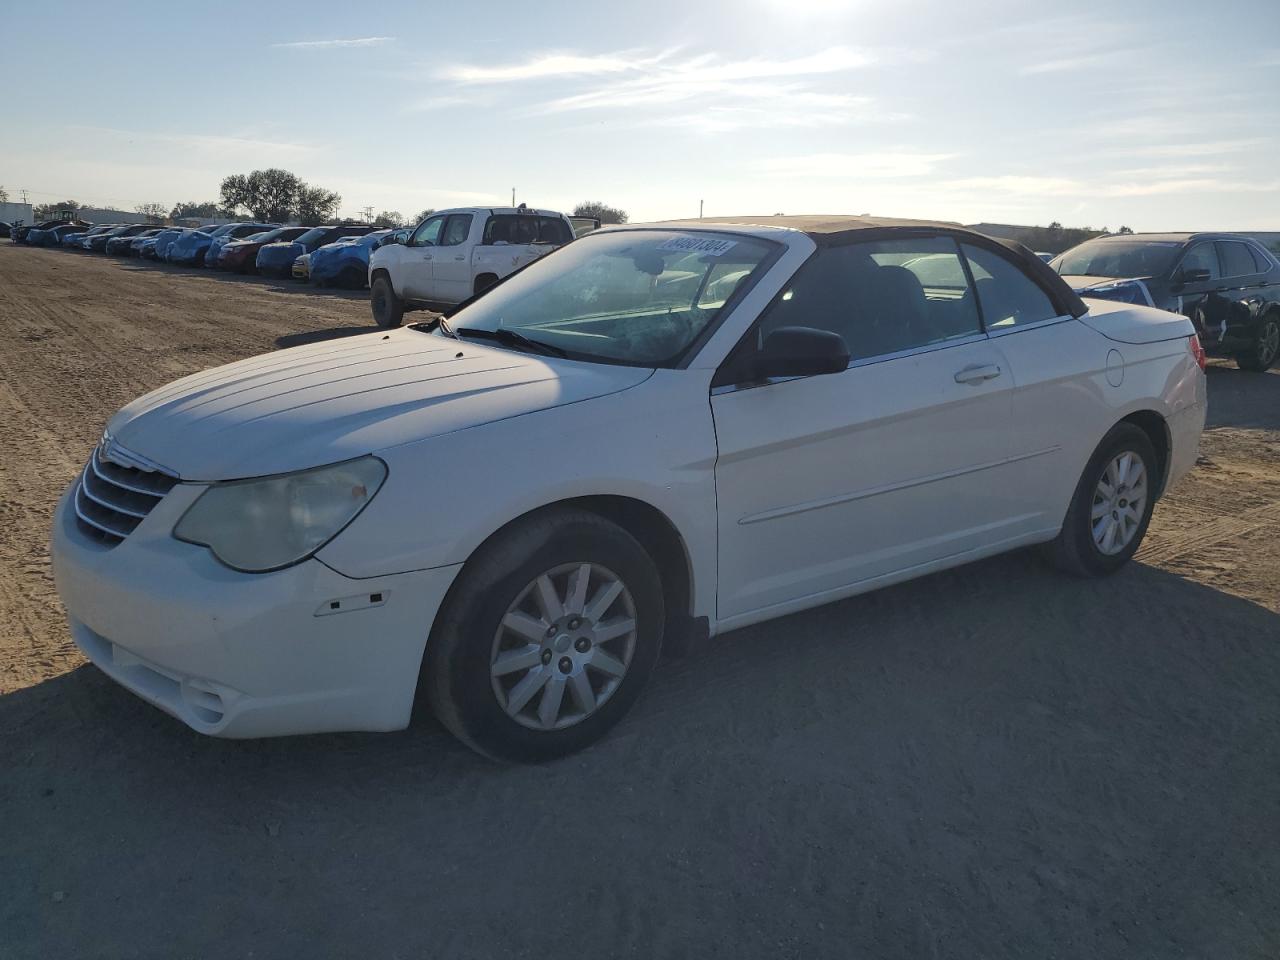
[360, 205, 375, 223]
[511, 188, 516, 207]
[699, 199, 704, 218]
[20, 189, 29, 204]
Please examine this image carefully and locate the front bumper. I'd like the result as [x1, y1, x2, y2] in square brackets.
[51, 483, 460, 738]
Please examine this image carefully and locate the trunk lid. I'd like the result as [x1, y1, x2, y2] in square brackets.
[1077, 298, 1194, 345]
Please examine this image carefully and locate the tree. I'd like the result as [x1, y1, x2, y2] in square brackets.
[135, 202, 167, 222]
[1117, 225, 1134, 235]
[219, 168, 341, 224]
[0, 185, 8, 203]
[573, 201, 628, 224]
[34, 200, 80, 220]
[170, 200, 221, 220]
[373, 210, 403, 228]
[296, 185, 342, 226]
[413, 209, 435, 225]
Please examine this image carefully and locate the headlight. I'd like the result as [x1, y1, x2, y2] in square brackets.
[174, 456, 387, 572]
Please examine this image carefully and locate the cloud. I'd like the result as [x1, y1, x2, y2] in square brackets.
[1019, 53, 1115, 75]
[272, 36, 393, 49]
[539, 47, 882, 112]
[942, 172, 1280, 200]
[757, 152, 954, 179]
[445, 50, 671, 83]
[64, 125, 321, 159]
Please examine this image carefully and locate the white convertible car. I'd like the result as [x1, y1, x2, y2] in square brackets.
[52, 216, 1207, 761]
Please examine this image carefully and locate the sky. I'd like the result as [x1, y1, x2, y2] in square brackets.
[2, 0, 1278, 230]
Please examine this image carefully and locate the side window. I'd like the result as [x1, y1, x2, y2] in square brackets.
[755, 236, 981, 361]
[1250, 243, 1277, 273]
[1178, 242, 1220, 280]
[960, 243, 1059, 329]
[1218, 241, 1257, 278]
[441, 214, 473, 246]
[410, 216, 444, 247]
[535, 217, 572, 244]
[482, 215, 514, 245]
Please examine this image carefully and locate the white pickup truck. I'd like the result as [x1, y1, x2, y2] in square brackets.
[368, 206, 587, 328]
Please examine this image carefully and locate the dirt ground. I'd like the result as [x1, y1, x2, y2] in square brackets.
[1, 245, 1277, 959]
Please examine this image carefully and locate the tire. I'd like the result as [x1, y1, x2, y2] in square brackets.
[1236, 313, 1280, 372]
[474, 273, 499, 297]
[424, 508, 665, 762]
[1043, 423, 1159, 577]
[370, 275, 404, 329]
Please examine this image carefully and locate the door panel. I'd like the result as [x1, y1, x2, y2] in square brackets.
[431, 214, 477, 303]
[711, 341, 1017, 620]
[403, 216, 444, 300]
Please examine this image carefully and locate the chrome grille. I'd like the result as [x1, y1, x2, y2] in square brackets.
[73, 444, 179, 545]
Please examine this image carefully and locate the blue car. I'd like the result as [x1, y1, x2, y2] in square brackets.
[29, 223, 90, 247]
[255, 224, 375, 278]
[63, 225, 114, 249]
[308, 230, 391, 287]
[203, 222, 277, 267]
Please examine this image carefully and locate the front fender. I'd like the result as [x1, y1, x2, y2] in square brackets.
[317, 370, 719, 620]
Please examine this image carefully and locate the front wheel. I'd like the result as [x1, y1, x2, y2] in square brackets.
[1236, 314, 1279, 372]
[425, 508, 664, 762]
[370, 276, 404, 329]
[1043, 423, 1158, 577]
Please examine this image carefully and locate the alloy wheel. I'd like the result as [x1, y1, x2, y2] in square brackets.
[490, 562, 637, 731]
[1259, 318, 1280, 366]
[1091, 451, 1148, 556]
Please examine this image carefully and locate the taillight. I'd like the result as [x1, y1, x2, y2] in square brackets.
[1189, 334, 1207, 371]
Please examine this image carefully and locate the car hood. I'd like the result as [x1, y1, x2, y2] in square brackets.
[105, 329, 654, 480]
[257, 241, 304, 262]
[1060, 274, 1155, 289]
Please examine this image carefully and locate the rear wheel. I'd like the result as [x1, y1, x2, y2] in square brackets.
[1236, 314, 1280, 372]
[425, 508, 664, 762]
[1044, 423, 1158, 577]
[370, 275, 404, 328]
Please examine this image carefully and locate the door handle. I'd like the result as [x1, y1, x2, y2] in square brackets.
[954, 364, 1002, 384]
[422, 254, 433, 261]
[454, 255, 465, 261]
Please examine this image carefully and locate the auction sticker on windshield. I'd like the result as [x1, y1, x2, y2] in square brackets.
[657, 236, 738, 256]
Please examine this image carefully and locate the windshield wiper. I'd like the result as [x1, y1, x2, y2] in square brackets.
[454, 327, 569, 358]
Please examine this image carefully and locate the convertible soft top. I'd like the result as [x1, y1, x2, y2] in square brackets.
[665, 214, 1089, 319]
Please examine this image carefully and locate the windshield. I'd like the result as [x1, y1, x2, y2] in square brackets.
[1052, 239, 1182, 279]
[446, 229, 775, 366]
[294, 228, 328, 246]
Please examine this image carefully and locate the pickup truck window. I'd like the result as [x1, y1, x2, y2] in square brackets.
[411, 216, 444, 247]
[447, 229, 775, 367]
[483, 215, 572, 246]
[441, 214, 473, 247]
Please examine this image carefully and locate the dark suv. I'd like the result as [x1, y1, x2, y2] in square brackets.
[1052, 233, 1280, 371]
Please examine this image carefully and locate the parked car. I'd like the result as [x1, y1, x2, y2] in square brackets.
[14, 218, 79, 244]
[216, 226, 309, 273]
[255, 224, 375, 278]
[291, 253, 311, 281]
[128, 230, 166, 256]
[165, 227, 218, 265]
[88, 224, 155, 253]
[369, 206, 576, 327]
[107, 228, 164, 256]
[143, 227, 201, 261]
[63, 225, 114, 249]
[28, 222, 91, 247]
[50, 215, 1206, 761]
[1052, 233, 1280, 371]
[0, 221, 10, 239]
[203, 222, 278, 267]
[310, 231, 391, 287]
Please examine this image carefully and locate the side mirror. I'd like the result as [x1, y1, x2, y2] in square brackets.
[1178, 267, 1211, 284]
[754, 326, 850, 379]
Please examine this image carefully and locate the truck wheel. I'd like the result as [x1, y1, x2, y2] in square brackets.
[370, 276, 404, 329]
[474, 273, 499, 296]
[424, 508, 664, 763]
[1236, 314, 1279, 372]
